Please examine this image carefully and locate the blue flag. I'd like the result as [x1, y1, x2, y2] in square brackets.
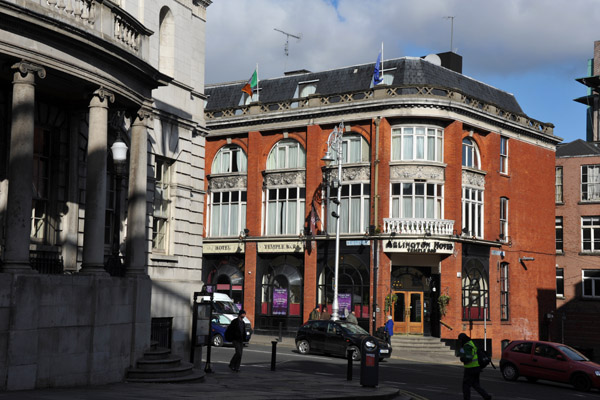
[373, 51, 383, 85]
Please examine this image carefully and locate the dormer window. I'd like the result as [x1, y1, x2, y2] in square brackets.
[295, 79, 319, 98]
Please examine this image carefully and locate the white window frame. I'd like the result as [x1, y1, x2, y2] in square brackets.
[390, 182, 443, 219]
[209, 190, 247, 237]
[500, 136, 508, 174]
[462, 137, 480, 169]
[462, 186, 484, 238]
[391, 125, 443, 162]
[581, 165, 600, 201]
[327, 182, 370, 234]
[582, 270, 600, 298]
[500, 262, 509, 321]
[266, 140, 306, 170]
[330, 134, 369, 164]
[555, 166, 563, 203]
[212, 145, 247, 174]
[264, 187, 306, 236]
[556, 216, 563, 253]
[153, 158, 172, 252]
[500, 197, 508, 241]
[581, 216, 600, 252]
[556, 268, 564, 297]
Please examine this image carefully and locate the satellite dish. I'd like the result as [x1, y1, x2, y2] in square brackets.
[424, 54, 442, 66]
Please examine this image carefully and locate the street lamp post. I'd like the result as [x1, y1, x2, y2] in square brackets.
[322, 122, 344, 321]
[109, 134, 128, 275]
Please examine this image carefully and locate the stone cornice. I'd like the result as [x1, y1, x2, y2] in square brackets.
[209, 174, 247, 190]
[263, 170, 305, 187]
[462, 169, 486, 188]
[390, 164, 445, 181]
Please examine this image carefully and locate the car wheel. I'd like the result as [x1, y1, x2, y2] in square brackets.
[501, 363, 519, 381]
[212, 334, 224, 347]
[348, 345, 360, 361]
[571, 373, 592, 392]
[525, 377, 538, 383]
[297, 339, 310, 355]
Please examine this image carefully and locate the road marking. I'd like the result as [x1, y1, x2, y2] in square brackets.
[314, 372, 333, 376]
[383, 381, 406, 385]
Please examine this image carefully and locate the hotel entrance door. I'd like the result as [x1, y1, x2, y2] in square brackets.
[392, 291, 423, 334]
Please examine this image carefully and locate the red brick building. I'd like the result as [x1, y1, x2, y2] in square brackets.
[203, 52, 559, 356]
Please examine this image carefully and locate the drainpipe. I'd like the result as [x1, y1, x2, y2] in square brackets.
[372, 117, 381, 333]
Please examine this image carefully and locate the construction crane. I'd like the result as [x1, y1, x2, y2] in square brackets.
[274, 28, 301, 57]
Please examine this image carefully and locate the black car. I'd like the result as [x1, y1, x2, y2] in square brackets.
[295, 320, 392, 361]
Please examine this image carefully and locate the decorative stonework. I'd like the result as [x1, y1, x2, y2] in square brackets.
[462, 169, 486, 187]
[322, 165, 370, 182]
[12, 61, 46, 79]
[390, 165, 444, 181]
[264, 170, 305, 186]
[210, 174, 247, 190]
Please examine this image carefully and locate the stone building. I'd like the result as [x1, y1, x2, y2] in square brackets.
[204, 52, 560, 356]
[0, 0, 209, 390]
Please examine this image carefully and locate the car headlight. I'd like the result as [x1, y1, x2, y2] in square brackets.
[595, 370, 600, 377]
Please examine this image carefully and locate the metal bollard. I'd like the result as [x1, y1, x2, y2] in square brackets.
[271, 340, 277, 371]
[346, 348, 353, 381]
[278, 322, 283, 342]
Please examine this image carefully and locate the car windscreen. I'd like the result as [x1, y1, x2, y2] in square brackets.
[338, 322, 368, 335]
[213, 301, 239, 314]
[558, 345, 589, 361]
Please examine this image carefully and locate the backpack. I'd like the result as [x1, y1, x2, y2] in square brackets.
[477, 347, 491, 369]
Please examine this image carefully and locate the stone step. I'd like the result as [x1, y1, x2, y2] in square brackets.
[142, 347, 171, 360]
[126, 361, 196, 380]
[135, 355, 183, 370]
[126, 370, 206, 384]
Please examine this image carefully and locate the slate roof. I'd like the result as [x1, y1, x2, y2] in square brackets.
[556, 139, 600, 157]
[205, 57, 524, 114]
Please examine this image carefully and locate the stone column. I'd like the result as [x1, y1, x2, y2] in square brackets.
[126, 109, 151, 276]
[2, 61, 45, 273]
[81, 88, 114, 274]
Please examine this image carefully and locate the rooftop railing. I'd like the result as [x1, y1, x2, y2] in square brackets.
[206, 85, 554, 136]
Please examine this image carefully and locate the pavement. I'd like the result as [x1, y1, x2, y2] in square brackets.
[0, 335, 433, 400]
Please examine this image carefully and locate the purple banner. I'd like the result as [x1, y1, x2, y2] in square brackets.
[273, 288, 288, 315]
[338, 293, 352, 316]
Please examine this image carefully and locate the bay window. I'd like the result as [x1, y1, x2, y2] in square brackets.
[391, 182, 443, 219]
[391, 125, 443, 162]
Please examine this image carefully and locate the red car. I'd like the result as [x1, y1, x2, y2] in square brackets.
[500, 340, 600, 392]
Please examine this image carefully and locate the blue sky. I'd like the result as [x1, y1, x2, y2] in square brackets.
[205, 0, 600, 143]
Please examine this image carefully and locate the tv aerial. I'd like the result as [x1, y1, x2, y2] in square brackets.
[274, 28, 302, 57]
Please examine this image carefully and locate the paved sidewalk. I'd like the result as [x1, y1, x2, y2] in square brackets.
[0, 335, 430, 400]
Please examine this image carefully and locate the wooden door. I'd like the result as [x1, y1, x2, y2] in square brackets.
[392, 291, 423, 334]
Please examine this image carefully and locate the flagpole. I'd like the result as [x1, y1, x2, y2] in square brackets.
[381, 42, 384, 81]
[256, 63, 259, 102]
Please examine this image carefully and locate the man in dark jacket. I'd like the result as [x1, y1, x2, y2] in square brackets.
[457, 333, 491, 400]
[227, 310, 247, 372]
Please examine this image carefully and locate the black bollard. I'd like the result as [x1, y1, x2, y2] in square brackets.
[271, 340, 278, 371]
[347, 348, 353, 381]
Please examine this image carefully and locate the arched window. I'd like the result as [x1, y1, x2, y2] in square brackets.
[212, 145, 247, 174]
[331, 134, 370, 164]
[317, 255, 370, 318]
[462, 137, 480, 168]
[158, 7, 175, 76]
[206, 256, 245, 307]
[299, 84, 316, 97]
[462, 259, 489, 320]
[391, 125, 443, 162]
[266, 140, 306, 170]
[260, 257, 303, 317]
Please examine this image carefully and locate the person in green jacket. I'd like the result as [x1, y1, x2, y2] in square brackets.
[457, 333, 491, 400]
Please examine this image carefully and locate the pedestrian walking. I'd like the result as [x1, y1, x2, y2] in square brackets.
[384, 315, 394, 343]
[346, 311, 358, 324]
[226, 310, 247, 372]
[457, 333, 492, 400]
[309, 306, 321, 321]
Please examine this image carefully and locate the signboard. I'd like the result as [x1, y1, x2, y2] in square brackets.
[194, 302, 212, 346]
[346, 240, 369, 246]
[384, 239, 454, 254]
[273, 288, 288, 315]
[257, 241, 304, 253]
[338, 293, 352, 316]
[203, 242, 244, 254]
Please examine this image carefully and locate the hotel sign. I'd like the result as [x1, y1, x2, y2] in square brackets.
[257, 241, 304, 253]
[203, 242, 244, 254]
[384, 239, 454, 254]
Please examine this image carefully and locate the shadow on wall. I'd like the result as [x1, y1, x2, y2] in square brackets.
[553, 282, 600, 361]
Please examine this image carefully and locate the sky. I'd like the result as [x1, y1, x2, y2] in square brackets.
[205, 0, 600, 144]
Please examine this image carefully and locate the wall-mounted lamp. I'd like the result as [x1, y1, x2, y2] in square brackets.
[239, 228, 250, 241]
